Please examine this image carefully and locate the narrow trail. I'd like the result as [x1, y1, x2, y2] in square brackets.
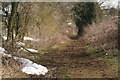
[2, 38, 117, 78]
[31, 38, 117, 78]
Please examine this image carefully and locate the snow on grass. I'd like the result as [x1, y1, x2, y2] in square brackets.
[0, 47, 6, 53]
[21, 48, 38, 53]
[2, 36, 39, 41]
[0, 47, 48, 75]
[18, 58, 48, 75]
[13, 57, 48, 75]
[0, 47, 11, 57]
[1, 36, 25, 46]
[24, 37, 34, 41]
[2, 35, 15, 41]
[22, 64, 48, 75]
[16, 42, 25, 46]
[15, 57, 48, 75]
[26, 48, 38, 53]
[24, 37, 39, 41]
[2, 36, 7, 41]
[68, 22, 72, 25]
[3, 53, 12, 58]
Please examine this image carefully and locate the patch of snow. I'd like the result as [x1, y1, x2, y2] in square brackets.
[24, 37, 34, 41]
[14, 57, 48, 75]
[2, 35, 16, 41]
[0, 47, 48, 75]
[0, 10, 6, 15]
[105, 53, 108, 56]
[13, 34, 16, 38]
[20, 47, 26, 51]
[0, 47, 6, 53]
[3, 53, 12, 58]
[16, 42, 25, 46]
[22, 62, 48, 75]
[20, 47, 38, 53]
[0, 47, 11, 57]
[2, 36, 7, 41]
[68, 22, 72, 25]
[2, 36, 39, 41]
[13, 56, 19, 60]
[4, 5, 12, 14]
[24, 37, 39, 41]
[26, 48, 38, 53]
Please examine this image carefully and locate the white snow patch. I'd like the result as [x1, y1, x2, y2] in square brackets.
[13, 34, 16, 38]
[24, 37, 34, 41]
[14, 56, 48, 75]
[68, 22, 72, 25]
[24, 37, 39, 41]
[105, 53, 108, 56]
[2, 36, 39, 41]
[3, 53, 12, 58]
[0, 47, 11, 57]
[16, 42, 25, 46]
[26, 48, 38, 53]
[0, 47, 48, 75]
[4, 4, 12, 14]
[0, 10, 6, 15]
[2, 35, 15, 41]
[21, 61, 48, 75]
[0, 47, 6, 53]
[2, 36, 7, 41]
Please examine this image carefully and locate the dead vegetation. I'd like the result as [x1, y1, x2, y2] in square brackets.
[2, 56, 25, 78]
[82, 17, 118, 55]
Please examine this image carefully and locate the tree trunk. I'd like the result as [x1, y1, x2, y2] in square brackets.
[7, 2, 18, 45]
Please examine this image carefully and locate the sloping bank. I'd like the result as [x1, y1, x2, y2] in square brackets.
[0, 47, 48, 76]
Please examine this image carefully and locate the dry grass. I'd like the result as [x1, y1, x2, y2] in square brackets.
[2, 56, 29, 78]
[82, 16, 118, 54]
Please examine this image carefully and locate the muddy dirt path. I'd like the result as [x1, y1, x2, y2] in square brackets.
[2, 38, 118, 78]
[30, 39, 118, 78]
